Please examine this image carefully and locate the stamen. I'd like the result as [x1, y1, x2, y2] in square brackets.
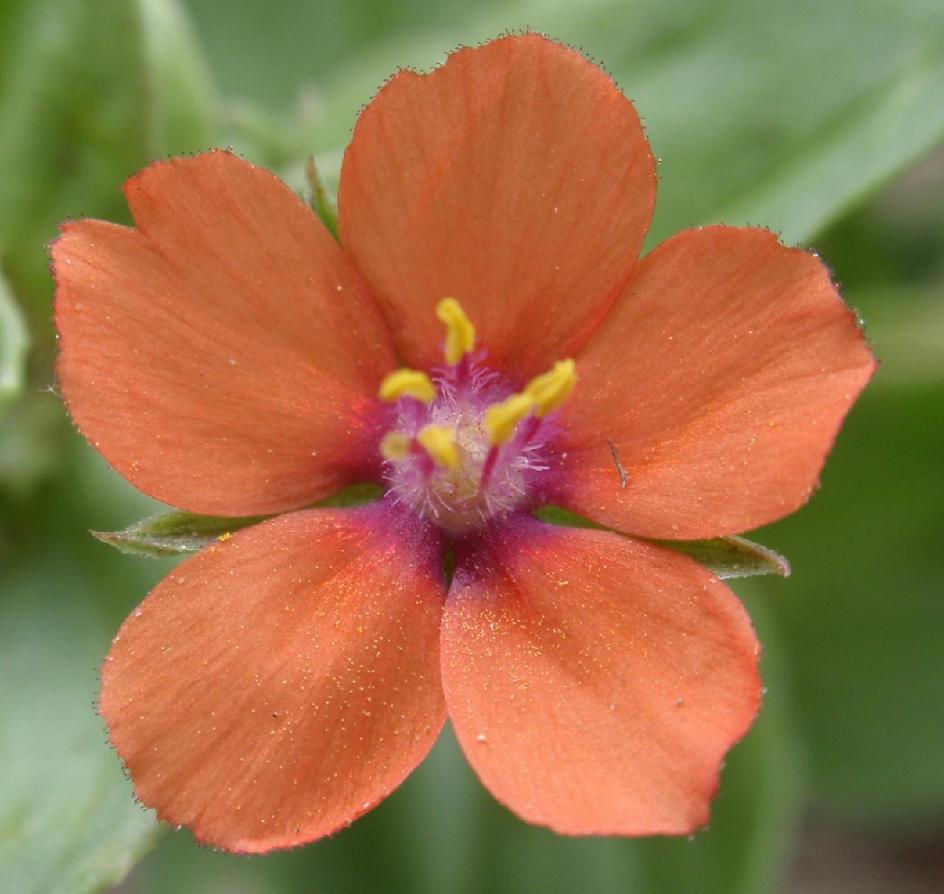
[484, 393, 534, 446]
[524, 359, 577, 416]
[380, 431, 412, 461]
[416, 424, 460, 470]
[378, 302, 561, 532]
[379, 368, 436, 404]
[436, 298, 476, 365]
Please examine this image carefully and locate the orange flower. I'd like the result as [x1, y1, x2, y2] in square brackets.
[53, 34, 875, 853]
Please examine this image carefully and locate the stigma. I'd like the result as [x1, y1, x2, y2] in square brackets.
[377, 299, 576, 533]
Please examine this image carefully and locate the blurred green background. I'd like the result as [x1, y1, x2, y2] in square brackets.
[1, 0, 942, 892]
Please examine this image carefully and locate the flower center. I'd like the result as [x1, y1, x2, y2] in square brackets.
[377, 299, 576, 534]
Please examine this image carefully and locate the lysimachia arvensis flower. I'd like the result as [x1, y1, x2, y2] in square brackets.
[52, 33, 875, 853]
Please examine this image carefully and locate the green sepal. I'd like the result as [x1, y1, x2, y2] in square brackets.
[305, 154, 339, 238]
[533, 505, 789, 580]
[94, 482, 382, 558]
[655, 534, 790, 580]
[92, 510, 267, 558]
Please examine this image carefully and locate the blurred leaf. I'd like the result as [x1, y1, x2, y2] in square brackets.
[217, 0, 944, 248]
[183, 0, 508, 106]
[840, 285, 944, 388]
[0, 392, 63, 498]
[0, 267, 27, 413]
[0, 446, 165, 894]
[707, 50, 944, 245]
[0, 0, 216, 330]
[137, 0, 217, 158]
[499, 0, 944, 246]
[759, 382, 944, 824]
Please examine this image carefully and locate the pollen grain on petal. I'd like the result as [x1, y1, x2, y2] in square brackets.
[378, 368, 436, 404]
[436, 297, 476, 366]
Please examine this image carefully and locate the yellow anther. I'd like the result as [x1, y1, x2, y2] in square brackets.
[524, 359, 577, 417]
[436, 298, 476, 365]
[484, 393, 535, 446]
[378, 368, 436, 404]
[380, 431, 412, 462]
[416, 424, 460, 470]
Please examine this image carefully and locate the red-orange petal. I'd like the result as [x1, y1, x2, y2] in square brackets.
[55, 150, 396, 516]
[338, 33, 656, 379]
[442, 520, 761, 836]
[556, 226, 877, 539]
[100, 507, 446, 853]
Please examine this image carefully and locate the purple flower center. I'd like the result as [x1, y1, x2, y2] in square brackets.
[383, 359, 554, 533]
[375, 299, 575, 534]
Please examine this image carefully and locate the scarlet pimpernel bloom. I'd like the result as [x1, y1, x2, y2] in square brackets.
[53, 34, 875, 853]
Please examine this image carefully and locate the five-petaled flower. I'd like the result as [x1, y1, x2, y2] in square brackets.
[53, 34, 874, 853]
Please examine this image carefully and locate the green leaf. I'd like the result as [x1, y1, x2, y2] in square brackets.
[534, 506, 789, 580]
[94, 483, 384, 558]
[0, 448, 164, 894]
[0, 267, 27, 414]
[706, 51, 944, 245]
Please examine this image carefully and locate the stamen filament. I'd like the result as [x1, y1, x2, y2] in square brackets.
[480, 445, 499, 489]
[481, 414, 543, 489]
